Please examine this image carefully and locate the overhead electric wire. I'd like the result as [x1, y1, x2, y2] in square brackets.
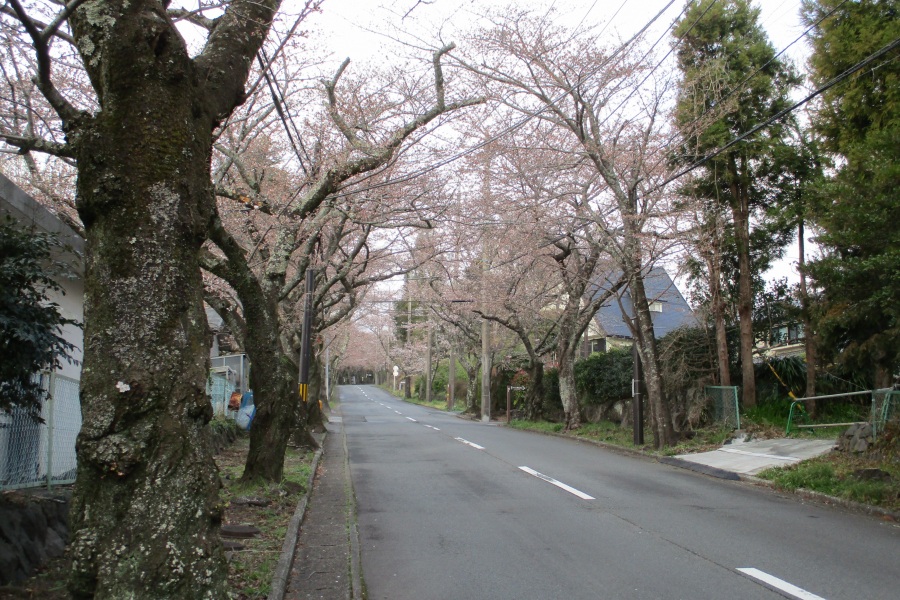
[665, 0, 850, 159]
[595, 0, 718, 133]
[664, 34, 900, 186]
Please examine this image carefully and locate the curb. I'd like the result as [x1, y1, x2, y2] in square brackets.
[342, 419, 364, 600]
[267, 438, 325, 600]
[508, 425, 899, 521]
[738, 473, 900, 521]
[658, 456, 741, 480]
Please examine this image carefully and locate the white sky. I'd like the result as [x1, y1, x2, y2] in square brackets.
[305, 0, 815, 288]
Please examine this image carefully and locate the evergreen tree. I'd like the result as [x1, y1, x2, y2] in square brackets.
[673, 0, 801, 407]
[803, 0, 900, 385]
[0, 218, 79, 419]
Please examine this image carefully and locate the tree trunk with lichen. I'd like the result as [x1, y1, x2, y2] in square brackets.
[59, 2, 282, 597]
[67, 61, 226, 600]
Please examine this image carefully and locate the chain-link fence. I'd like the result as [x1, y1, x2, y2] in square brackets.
[706, 385, 741, 429]
[872, 389, 899, 438]
[0, 373, 81, 491]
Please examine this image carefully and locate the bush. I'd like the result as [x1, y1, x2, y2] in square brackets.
[542, 368, 562, 415]
[574, 349, 633, 405]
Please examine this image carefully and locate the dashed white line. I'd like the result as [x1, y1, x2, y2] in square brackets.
[518, 466, 595, 500]
[454, 437, 485, 450]
[423, 425, 441, 431]
[406, 417, 417, 422]
[394, 410, 402, 415]
[736, 568, 827, 600]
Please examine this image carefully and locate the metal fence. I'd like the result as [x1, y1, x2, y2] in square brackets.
[872, 389, 899, 437]
[706, 385, 741, 429]
[207, 371, 237, 418]
[0, 373, 81, 491]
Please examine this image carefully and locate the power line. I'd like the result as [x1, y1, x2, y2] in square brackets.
[664, 35, 900, 186]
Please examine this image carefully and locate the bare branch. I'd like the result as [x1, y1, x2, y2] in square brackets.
[7, 0, 82, 123]
[1, 133, 74, 158]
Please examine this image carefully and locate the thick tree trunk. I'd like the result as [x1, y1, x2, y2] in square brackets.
[558, 353, 580, 430]
[730, 158, 757, 408]
[67, 61, 226, 600]
[629, 270, 678, 448]
[524, 360, 545, 421]
[798, 220, 817, 416]
[709, 250, 731, 386]
[465, 365, 479, 414]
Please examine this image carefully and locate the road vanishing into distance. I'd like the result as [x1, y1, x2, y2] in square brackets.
[337, 385, 899, 600]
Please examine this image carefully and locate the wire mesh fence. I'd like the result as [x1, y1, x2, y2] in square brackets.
[872, 389, 899, 437]
[0, 373, 81, 491]
[706, 385, 741, 429]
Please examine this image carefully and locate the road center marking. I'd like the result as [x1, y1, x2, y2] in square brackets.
[736, 568, 827, 600]
[518, 466, 595, 500]
[454, 437, 485, 450]
[406, 417, 417, 422]
[395, 410, 402, 415]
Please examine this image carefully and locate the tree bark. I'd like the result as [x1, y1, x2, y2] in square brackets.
[628, 269, 678, 448]
[729, 155, 757, 408]
[798, 219, 818, 416]
[524, 360, 545, 421]
[63, 1, 281, 595]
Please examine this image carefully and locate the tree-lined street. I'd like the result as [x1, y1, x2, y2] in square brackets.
[338, 385, 898, 600]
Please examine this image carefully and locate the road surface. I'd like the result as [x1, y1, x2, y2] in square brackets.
[338, 385, 899, 600]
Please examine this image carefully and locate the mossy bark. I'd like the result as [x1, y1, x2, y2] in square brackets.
[60, 2, 281, 597]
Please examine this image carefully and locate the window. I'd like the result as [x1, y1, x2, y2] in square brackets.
[649, 301, 663, 313]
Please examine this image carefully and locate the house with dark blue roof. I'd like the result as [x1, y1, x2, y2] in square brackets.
[582, 267, 696, 355]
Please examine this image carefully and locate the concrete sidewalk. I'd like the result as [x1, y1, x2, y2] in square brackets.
[283, 410, 362, 600]
[662, 436, 837, 479]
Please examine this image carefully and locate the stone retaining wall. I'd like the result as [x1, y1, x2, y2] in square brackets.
[0, 488, 70, 585]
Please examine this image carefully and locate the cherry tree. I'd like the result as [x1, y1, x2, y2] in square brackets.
[458, 7, 683, 445]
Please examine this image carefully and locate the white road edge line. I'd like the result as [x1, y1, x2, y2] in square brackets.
[518, 466, 595, 500]
[454, 437, 485, 450]
[406, 417, 417, 422]
[736, 568, 827, 600]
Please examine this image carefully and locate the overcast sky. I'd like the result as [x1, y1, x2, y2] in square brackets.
[309, 0, 812, 69]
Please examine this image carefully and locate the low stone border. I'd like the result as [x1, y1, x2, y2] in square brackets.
[268, 439, 325, 600]
[505, 424, 900, 521]
[738, 474, 900, 521]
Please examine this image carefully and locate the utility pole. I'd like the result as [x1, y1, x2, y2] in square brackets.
[448, 343, 456, 411]
[405, 289, 412, 399]
[298, 269, 315, 406]
[425, 320, 433, 403]
[632, 341, 644, 445]
[481, 317, 491, 422]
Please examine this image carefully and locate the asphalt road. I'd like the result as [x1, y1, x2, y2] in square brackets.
[339, 385, 899, 600]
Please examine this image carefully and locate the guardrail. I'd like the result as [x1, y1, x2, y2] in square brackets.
[785, 388, 897, 437]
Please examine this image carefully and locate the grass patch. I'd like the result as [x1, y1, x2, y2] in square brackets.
[508, 418, 736, 456]
[216, 434, 314, 599]
[377, 383, 462, 412]
[758, 452, 900, 511]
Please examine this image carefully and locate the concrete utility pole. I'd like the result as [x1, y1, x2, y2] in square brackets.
[632, 341, 644, 445]
[425, 320, 433, 403]
[448, 344, 456, 411]
[298, 269, 315, 405]
[481, 317, 491, 422]
[405, 291, 412, 399]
